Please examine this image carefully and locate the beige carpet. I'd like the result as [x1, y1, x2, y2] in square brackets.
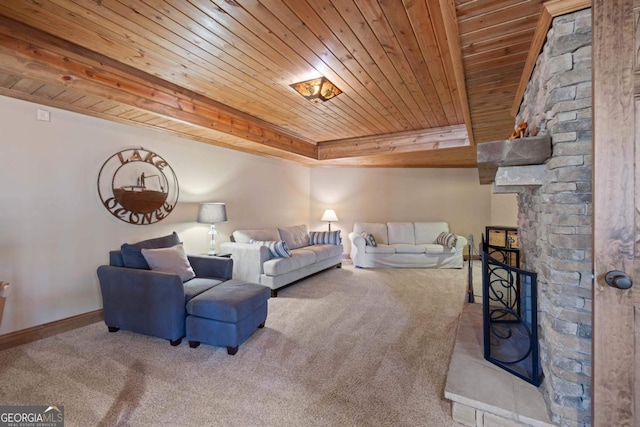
[0, 263, 468, 427]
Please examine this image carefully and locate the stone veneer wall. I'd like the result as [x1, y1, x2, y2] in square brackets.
[514, 9, 592, 427]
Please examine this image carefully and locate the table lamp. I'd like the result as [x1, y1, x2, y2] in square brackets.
[197, 202, 227, 255]
[320, 209, 338, 231]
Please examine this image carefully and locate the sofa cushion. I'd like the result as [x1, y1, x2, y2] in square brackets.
[353, 222, 388, 245]
[278, 225, 309, 250]
[250, 239, 291, 258]
[183, 278, 224, 303]
[141, 243, 196, 282]
[120, 231, 181, 269]
[303, 243, 343, 262]
[436, 232, 458, 249]
[364, 244, 396, 254]
[309, 230, 341, 245]
[263, 249, 316, 276]
[387, 222, 415, 244]
[414, 222, 450, 244]
[186, 280, 270, 323]
[233, 228, 280, 243]
[392, 244, 426, 254]
[423, 244, 450, 254]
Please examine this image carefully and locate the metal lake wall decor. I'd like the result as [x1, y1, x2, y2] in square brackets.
[97, 148, 179, 225]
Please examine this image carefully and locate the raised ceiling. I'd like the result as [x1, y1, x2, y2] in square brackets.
[0, 0, 548, 167]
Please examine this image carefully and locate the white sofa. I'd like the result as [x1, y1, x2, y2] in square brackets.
[221, 225, 343, 296]
[348, 222, 467, 268]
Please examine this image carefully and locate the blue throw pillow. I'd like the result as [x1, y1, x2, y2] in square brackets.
[250, 239, 292, 258]
[120, 232, 181, 269]
[309, 230, 341, 245]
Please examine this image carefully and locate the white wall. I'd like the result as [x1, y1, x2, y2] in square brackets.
[0, 96, 310, 334]
[309, 167, 493, 254]
[490, 193, 518, 227]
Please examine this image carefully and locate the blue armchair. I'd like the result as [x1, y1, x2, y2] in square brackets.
[97, 233, 233, 346]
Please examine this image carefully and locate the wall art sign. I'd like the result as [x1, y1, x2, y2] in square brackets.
[97, 148, 179, 225]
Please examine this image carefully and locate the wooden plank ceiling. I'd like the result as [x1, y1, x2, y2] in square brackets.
[0, 0, 545, 167]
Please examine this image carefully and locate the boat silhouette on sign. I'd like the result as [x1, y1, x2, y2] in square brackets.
[113, 172, 167, 213]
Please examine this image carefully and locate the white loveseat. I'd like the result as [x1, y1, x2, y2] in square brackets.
[221, 225, 343, 296]
[348, 222, 467, 268]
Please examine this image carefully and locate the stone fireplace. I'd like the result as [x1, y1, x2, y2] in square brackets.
[448, 7, 593, 427]
[509, 8, 592, 427]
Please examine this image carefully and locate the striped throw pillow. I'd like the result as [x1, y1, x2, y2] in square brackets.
[250, 239, 292, 258]
[309, 230, 341, 245]
[436, 232, 457, 249]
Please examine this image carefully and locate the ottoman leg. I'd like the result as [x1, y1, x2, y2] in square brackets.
[227, 346, 238, 355]
[189, 341, 201, 349]
[107, 326, 119, 333]
[258, 321, 265, 328]
[169, 338, 182, 347]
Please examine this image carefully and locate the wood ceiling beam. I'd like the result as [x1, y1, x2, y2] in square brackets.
[438, 0, 475, 146]
[0, 15, 318, 159]
[318, 145, 478, 168]
[317, 125, 469, 160]
[510, 0, 591, 116]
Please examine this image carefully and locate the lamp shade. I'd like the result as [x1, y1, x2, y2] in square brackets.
[320, 209, 338, 222]
[197, 202, 227, 224]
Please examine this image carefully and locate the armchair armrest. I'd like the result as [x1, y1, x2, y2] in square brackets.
[220, 242, 270, 283]
[348, 232, 367, 266]
[187, 255, 233, 280]
[455, 235, 468, 252]
[97, 265, 186, 341]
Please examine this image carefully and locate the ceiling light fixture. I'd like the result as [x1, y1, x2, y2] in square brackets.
[290, 77, 342, 103]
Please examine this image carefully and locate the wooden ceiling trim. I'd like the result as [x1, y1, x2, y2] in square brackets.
[438, 0, 476, 145]
[510, 0, 591, 116]
[317, 145, 478, 168]
[317, 124, 469, 160]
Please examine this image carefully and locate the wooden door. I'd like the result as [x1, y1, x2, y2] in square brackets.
[593, 0, 639, 425]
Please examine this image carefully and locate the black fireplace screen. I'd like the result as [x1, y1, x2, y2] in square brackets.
[482, 251, 541, 386]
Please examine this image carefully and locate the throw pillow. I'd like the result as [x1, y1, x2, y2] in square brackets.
[309, 230, 341, 245]
[362, 232, 377, 247]
[121, 232, 181, 269]
[436, 231, 457, 249]
[140, 243, 196, 282]
[250, 239, 292, 258]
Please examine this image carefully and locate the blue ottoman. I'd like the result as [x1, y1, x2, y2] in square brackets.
[185, 279, 270, 355]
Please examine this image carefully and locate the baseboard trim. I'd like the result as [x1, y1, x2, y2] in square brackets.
[0, 309, 104, 351]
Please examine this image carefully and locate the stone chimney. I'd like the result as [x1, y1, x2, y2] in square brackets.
[490, 8, 593, 427]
